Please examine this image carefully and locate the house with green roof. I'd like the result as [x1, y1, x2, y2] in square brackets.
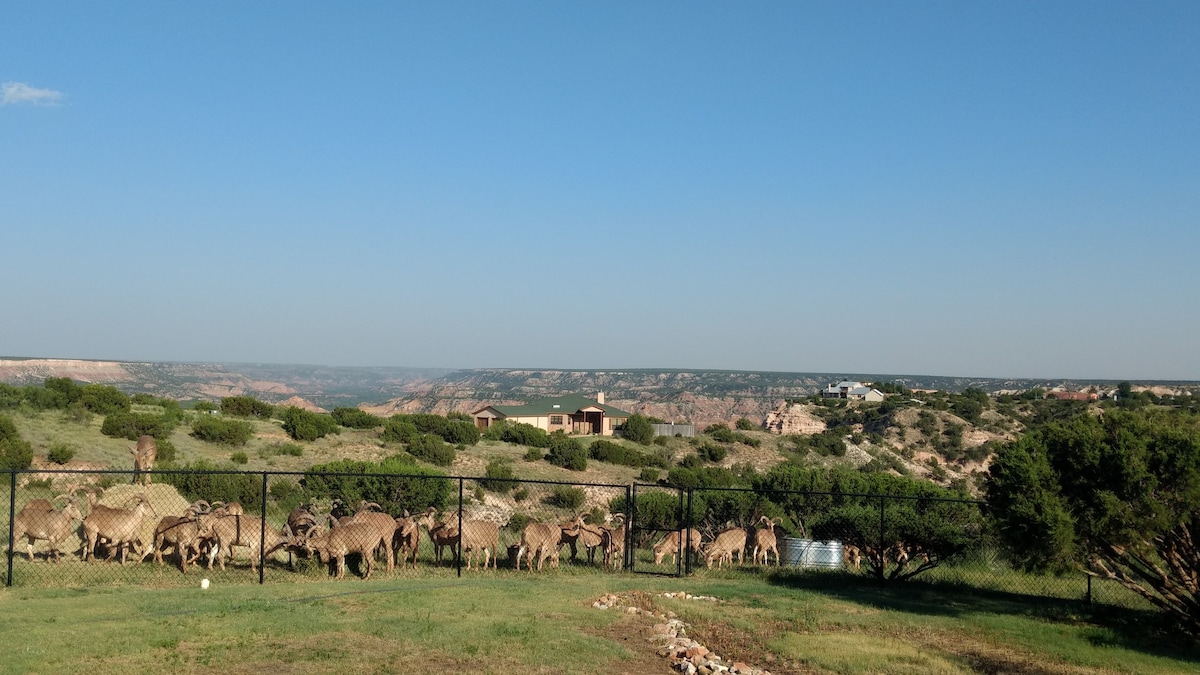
[472, 392, 632, 436]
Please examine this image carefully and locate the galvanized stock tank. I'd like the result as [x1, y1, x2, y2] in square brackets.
[780, 538, 843, 569]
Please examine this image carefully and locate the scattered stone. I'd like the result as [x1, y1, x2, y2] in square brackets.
[592, 592, 769, 675]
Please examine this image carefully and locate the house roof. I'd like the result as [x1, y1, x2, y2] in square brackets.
[486, 394, 632, 419]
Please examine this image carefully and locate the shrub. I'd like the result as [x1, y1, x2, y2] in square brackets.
[269, 442, 304, 457]
[544, 485, 586, 510]
[155, 438, 177, 463]
[500, 422, 550, 448]
[47, 442, 76, 465]
[381, 417, 419, 444]
[159, 459, 263, 510]
[735, 417, 757, 431]
[78, 384, 131, 415]
[589, 439, 669, 469]
[708, 425, 736, 443]
[506, 512, 532, 533]
[391, 413, 481, 446]
[407, 433, 456, 466]
[0, 437, 34, 470]
[480, 458, 516, 492]
[513, 487, 530, 502]
[622, 414, 655, 445]
[523, 447, 543, 462]
[546, 432, 587, 471]
[279, 406, 340, 442]
[331, 407, 384, 429]
[100, 411, 175, 441]
[220, 396, 275, 419]
[190, 415, 255, 446]
[302, 454, 452, 515]
[638, 467, 660, 483]
[230, 451, 249, 465]
[676, 454, 704, 469]
[698, 443, 727, 462]
[192, 400, 219, 413]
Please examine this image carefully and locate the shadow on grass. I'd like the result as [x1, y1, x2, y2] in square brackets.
[766, 570, 1200, 664]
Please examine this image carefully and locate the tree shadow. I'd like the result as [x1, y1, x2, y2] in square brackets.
[766, 570, 1199, 664]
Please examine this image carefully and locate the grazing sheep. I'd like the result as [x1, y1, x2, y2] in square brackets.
[703, 526, 748, 569]
[517, 521, 563, 572]
[559, 514, 607, 565]
[460, 520, 501, 571]
[753, 516, 782, 566]
[81, 494, 157, 564]
[602, 514, 627, 570]
[12, 495, 84, 562]
[653, 528, 704, 566]
[140, 501, 215, 573]
[343, 502, 397, 574]
[303, 522, 386, 580]
[392, 511, 421, 569]
[843, 544, 862, 571]
[418, 508, 460, 564]
[130, 435, 158, 486]
[204, 514, 292, 573]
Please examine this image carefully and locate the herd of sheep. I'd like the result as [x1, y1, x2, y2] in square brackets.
[9, 484, 803, 580]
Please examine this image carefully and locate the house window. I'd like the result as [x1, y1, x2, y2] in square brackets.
[550, 415, 564, 425]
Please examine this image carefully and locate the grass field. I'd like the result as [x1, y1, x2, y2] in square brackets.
[0, 565, 1196, 674]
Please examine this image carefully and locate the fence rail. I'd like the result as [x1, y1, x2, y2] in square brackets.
[0, 469, 1146, 610]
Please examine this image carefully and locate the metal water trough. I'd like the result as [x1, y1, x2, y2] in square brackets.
[780, 537, 843, 569]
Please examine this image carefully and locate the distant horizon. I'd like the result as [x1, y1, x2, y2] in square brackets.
[3, 354, 1198, 386]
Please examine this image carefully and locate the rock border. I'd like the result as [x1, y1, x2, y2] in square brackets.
[592, 593, 772, 675]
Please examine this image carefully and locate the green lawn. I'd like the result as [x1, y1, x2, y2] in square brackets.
[0, 567, 1195, 674]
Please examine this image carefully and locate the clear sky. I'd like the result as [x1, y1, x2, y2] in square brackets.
[2, 2, 1197, 380]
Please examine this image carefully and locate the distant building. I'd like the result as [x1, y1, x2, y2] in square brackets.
[471, 392, 631, 436]
[820, 381, 885, 402]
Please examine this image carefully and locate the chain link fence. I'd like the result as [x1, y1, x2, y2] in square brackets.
[0, 469, 1149, 610]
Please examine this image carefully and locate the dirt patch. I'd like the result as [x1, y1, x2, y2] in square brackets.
[582, 612, 679, 674]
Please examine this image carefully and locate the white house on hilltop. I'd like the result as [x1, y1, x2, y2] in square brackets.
[820, 381, 885, 402]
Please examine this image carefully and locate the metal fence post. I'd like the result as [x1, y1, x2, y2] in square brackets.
[456, 478, 464, 578]
[684, 487, 694, 576]
[676, 486, 685, 578]
[7, 470, 15, 587]
[259, 472, 268, 585]
[878, 495, 886, 585]
[628, 480, 638, 569]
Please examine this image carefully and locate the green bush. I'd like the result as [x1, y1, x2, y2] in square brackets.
[332, 407, 384, 429]
[78, 384, 131, 415]
[480, 458, 515, 492]
[735, 417, 757, 431]
[698, 443, 727, 462]
[301, 454, 452, 515]
[546, 431, 587, 471]
[280, 406, 340, 442]
[390, 413, 481, 446]
[0, 437, 34, 470]
[498, 422, 550, 448]
[621, 414, 655, 445]
[513, 487, 530, 502]
[523, 447, 543, 462]
[155, 438, 177, 463]
[190, 415, 255, 446]
[544, 485, 586, 510]
[158, 459, 263, 511]
[230, 451, 249, 465]
[381, 417, 419, 444]
[407, 433, 456, 466]
[47, 442, 76, 465]
[100, 411, 175, 441]
[220, 396, 275, 419]
[588, 439, 669, 469]
[638, 467, 660, 483]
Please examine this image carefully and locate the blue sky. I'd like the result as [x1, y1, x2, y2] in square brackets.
[2, 2, 1198, 380]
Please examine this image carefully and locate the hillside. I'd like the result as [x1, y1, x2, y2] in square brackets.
[5, 358, 1197, 430]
